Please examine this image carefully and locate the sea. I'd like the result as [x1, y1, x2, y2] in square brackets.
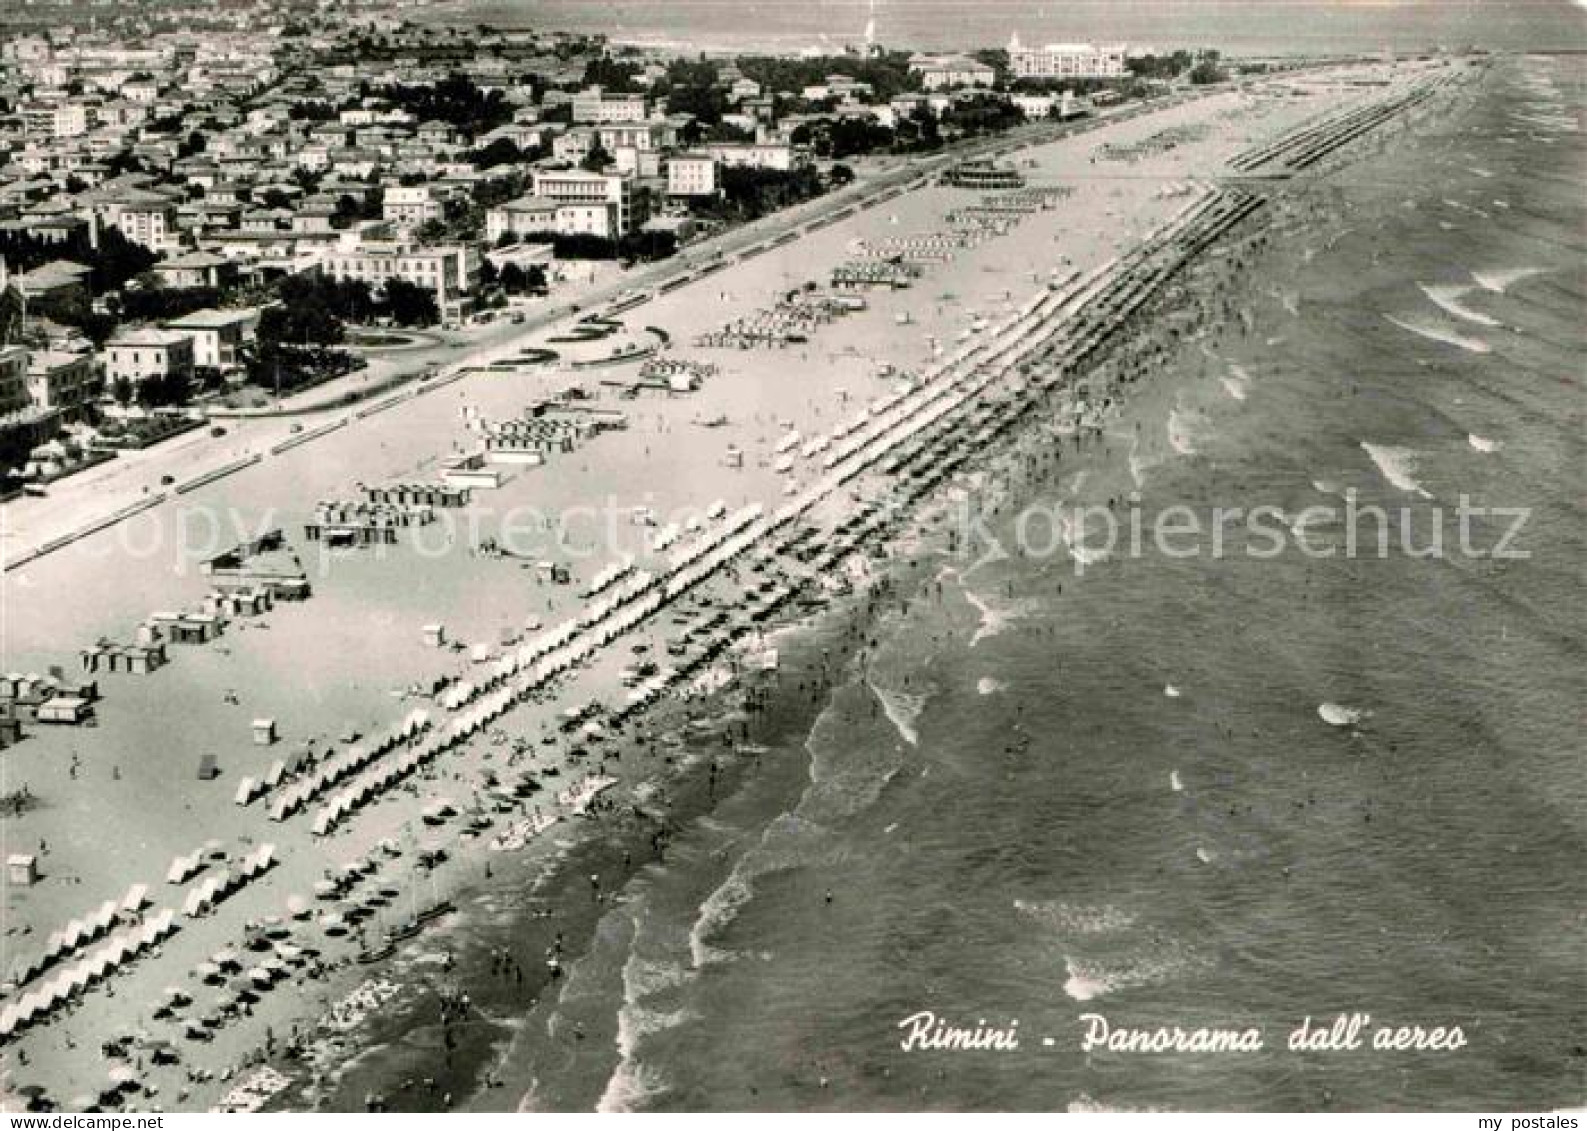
[480, 51, 1586, 1113]
[420, 0, 1587, 57]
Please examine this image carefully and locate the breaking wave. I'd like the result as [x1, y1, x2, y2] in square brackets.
[1384, 314, 1491, 354]
[1361, 442, 1433, 498]
[1418, 283, 1501, 327]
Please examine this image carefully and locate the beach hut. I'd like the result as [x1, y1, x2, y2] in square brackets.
[196, 755, 219, 781]
[422, 624, 446, 648]
[233, 777, 257, 806]
[251, 719, 276, 746]
[7, 854, 38, 886]
[120, 883, 148, 914]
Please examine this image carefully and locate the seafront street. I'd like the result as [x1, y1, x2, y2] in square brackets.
[0, 109, 1116, 569]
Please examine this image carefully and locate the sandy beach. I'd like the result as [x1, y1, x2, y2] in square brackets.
[0, 58, 1469, 1113]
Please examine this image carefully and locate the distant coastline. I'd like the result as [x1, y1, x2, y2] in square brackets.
[407, 0, 1587, 57]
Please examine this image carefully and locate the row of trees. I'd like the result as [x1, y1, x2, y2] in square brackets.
[690, 165, 827, 225]
[501, 230, 679, 263]
[371, 73, 515, 140]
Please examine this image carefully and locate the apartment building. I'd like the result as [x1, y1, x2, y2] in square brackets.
[105, 329, 195, 386]
[318, 243, 481, 322]
[529, 169, 645, 239]
[1008, 38, 1128, 79]
[666, 154, 718, 198]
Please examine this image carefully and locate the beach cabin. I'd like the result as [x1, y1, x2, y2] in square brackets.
[252, 718, 277, 746]
[422, 624, 446, 648]
[7, 854, 37, 886]
[37, 695, 91, 725]
[535, 561, 571, 585]
[196, 754, 219, 780]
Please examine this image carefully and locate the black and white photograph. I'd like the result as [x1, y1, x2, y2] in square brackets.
[0, 0, 1582, 1117]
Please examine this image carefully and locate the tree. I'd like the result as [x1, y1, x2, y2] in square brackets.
[582, 57, 643, 93]
[383, 278, 439, 328]
[0, 287, 22, 347]
[110, 376, 134, 408]
[1188, 57, 1227, 85]
[498, 262, 528, 295]
[580, 142, 614, 173]
[470, 137, 523, 169]
[828, 163, 856, 187]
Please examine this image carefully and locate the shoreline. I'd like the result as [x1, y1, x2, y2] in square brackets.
[0, 60, 1471, 1115]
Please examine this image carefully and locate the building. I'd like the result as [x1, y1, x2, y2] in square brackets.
[1008, 36, 1128, 79]
[152, 250, 237, 290]
[667, 153, 718, 198]
[105, 328, 195, 387]
[596, 122, 665, 153]
[108, 192, 180, 252]
[383, 185, 445, 228]
[25, 350, 98, 418]
[529, 170, 645, 239]
[20, 99, 89, 140]
[571, 87, 648, 124]
[12, 260, 92, 311]
[0, 345, 31, 417]
[163, 309, 255, 373]
[552, 127, 598, 166]
[700, 142, 796, 172]
[318, 244, 480, 323]
[486, 196, 559, 244]
[908, 54, 997, 91]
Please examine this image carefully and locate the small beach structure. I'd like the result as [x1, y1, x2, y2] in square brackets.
[251, 719, 276, 746]
[8, 854, 38, 886]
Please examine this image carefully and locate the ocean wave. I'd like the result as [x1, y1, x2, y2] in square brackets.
[595, 1057, 671, 1113]
[1417, 283, 1501, 328]
[1062, 942, 1206, 1002]
[1220, 364, 1250, 401]
[1361, 442, 1433, 499]
[1126, 433, 1159, 490]
[1167, 407, 1201, 455]
[1468, 433, 1503, 453]
[869, 679, 927, 746]
[623, 953, 691, 1002]
[1016, 900, 1137, 936]
[1383, 314, 1491, 354]
[1069, 1094, 1174, 1113]
[1471, 266, 1542, 293]
[962, 587, 1038, 648]
[688, 870, 754, 968]
[1318, 702, 1367, 727]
